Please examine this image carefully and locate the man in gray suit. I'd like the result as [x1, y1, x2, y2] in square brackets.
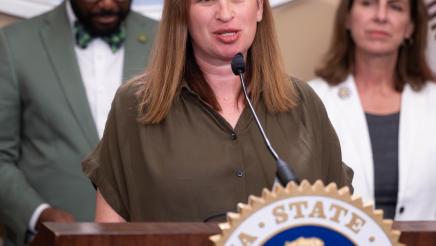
[0, 0, 156, 244]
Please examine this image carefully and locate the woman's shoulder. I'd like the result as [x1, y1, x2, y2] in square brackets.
[288, 76, 327, 113]
[405, 80, 436, 98]
[415, 81, 436, 106]
[290, 77, 314, 98]
[423, 80, 436, 92]
[289, 77, 326, 103]
[113, 80, 142, 107]
[108, 80, 144, 122]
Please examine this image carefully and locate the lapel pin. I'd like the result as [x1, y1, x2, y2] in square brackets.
[338, 87, 351, 99]
[137, 33, 148, 44]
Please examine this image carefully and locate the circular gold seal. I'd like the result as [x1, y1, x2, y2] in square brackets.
[210, 180, 403, 246]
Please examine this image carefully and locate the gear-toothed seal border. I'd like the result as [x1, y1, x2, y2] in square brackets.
[210, 180, 404, 246]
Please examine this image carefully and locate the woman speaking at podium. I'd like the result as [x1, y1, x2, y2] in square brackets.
[310, 0, 436, 220]
[82, 0, 353, 222]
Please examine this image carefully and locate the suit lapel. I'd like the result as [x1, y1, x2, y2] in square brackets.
[122, 12, 156, 82]
[39, 3, 99, 148]
[398, 85, 419, 203]
[332, 76, 374, 200]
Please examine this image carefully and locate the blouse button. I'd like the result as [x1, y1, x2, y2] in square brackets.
[399, 206, 405, 214]
[236, 169, 245, 177]
[230, 133, 237, 140]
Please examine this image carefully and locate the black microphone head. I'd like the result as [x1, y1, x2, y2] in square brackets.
[231, 52, 245, 75]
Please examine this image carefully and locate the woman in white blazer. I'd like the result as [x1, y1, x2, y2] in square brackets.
[309, 0, 436, 220]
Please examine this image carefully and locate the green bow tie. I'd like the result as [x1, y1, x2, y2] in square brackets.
[74, 21, 126, 53]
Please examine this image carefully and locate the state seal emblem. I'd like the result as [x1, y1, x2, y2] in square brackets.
[210, 180, 403, 246]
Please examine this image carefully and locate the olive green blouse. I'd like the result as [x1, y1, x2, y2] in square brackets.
[82, 78, 353, 221]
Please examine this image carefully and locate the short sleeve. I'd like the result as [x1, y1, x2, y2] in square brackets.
[82, 86, 132, 220]
[292, 78, 354, 192]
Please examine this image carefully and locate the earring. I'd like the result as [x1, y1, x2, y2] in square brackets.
[403, 38, 413, 47]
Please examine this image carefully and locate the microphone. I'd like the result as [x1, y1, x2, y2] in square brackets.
[231, 53, 299, 186]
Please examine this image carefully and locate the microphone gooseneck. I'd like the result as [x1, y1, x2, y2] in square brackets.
[230, 53, 299, 186]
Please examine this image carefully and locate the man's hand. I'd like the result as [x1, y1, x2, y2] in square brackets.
[36, 207, 75, 231]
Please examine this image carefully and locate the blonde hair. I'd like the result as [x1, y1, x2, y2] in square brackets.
[135, 0, 297, 124]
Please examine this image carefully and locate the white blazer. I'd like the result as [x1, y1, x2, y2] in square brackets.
[309, 75, 436, 220]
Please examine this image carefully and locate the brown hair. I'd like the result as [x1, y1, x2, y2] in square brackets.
[133, 0, 296, 124]
[315, 0, 434, 91]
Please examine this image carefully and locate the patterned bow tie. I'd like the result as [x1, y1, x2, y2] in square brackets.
[74, 21, 126, 53]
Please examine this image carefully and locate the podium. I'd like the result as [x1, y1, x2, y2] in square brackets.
[32, 221, 436, 246]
